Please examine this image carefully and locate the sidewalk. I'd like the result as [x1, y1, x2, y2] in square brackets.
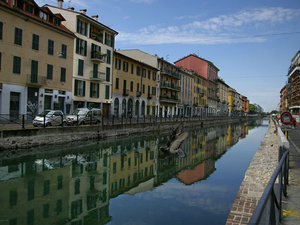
[281, 124, 300, 225]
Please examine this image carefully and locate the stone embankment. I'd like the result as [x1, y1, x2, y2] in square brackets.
[226, 118, 284, 225]
[0, 117, 249, 151]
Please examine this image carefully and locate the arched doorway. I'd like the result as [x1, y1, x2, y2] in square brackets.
[128, 99, 133, 118]
[122, 99, 126, 117]
[135, 100, 140, 117]
[114, 98, 119, 117]
[141, 101, 145, 116]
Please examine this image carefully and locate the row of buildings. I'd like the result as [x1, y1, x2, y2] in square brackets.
[279, 50, 300, 118]
[0, 121, 256, 224]
[0, 0, 249, 119]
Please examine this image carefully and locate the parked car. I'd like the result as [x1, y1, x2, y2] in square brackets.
[66, 108, 102, 125]
[33, 110, 65, 127]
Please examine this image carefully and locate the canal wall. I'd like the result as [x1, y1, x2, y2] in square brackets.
[226, 118, 286, 225]
[0, 117, 253, 151]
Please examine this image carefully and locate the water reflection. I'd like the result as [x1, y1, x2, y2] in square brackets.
[0, 120, 264, 225]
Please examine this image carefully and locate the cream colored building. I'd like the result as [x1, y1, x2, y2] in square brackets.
[217, 78, 229, 116]
[112, 51, 159, 118]
[0, 0, 75, 117]
[47, 1, 118, 117]
[192, 72, 207, 117]
[178, 67, 193, 117]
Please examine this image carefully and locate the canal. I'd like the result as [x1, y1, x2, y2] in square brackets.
[0, 119, 268, 225]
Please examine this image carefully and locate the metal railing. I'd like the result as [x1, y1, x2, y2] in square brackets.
[249, 146, 289, 225]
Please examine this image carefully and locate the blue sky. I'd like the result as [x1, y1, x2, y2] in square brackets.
[37, 0, 300, 112]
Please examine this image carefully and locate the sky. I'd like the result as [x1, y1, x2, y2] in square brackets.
[36, 0, 300, 112]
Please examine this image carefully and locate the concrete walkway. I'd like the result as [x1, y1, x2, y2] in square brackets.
[281, 125, 300, 225]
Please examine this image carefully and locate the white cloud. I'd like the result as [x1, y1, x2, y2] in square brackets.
[117, 7, 300, 45]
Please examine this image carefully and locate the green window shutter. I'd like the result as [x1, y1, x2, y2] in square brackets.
[0, 22, 2, 40]
[62, 44, 67, 58]
[74, 80, 78, 96]
[93, 63, 98, 78]
[105, 85, 109, 99]
[48, 40, 54, 55]
[107, 49, 111, 64]
[61, 68, 66, 82]
[78, 59, 84, 76]
[47, 64, 53, 80]
[106, 67, 110, 82]
[76, 38, 79, 54]
[13, 56, 21, 74]
[90, 83, 93, 98]
[84, 40, 87, 56]
[31, 60, 38, 83]
[83, 81, 86, 96]
[96, 84, 99, 98]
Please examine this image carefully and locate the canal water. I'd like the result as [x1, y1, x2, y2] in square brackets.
[0, 119, 268, 225]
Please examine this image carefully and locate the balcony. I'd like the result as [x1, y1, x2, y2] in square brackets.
[160, 81, 180, 91]
[160, 94, 179, 104]
[90, 71, 106, 82]
[123, 89, 129, 96]
[91, 51, 106, 63]
[160, 68, 180, 79]
[27, 74, 46, 86]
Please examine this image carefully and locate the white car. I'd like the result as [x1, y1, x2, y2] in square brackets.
[33, 110, 65, 127]
[66, 108, 102, 125]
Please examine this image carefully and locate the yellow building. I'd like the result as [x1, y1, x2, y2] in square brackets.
[192, 72, 207, 117]
[217, 78, 229, 116]
[48, 2, 118, 117]
[0, 0, 75, 116]
[112, 51, 159, 118]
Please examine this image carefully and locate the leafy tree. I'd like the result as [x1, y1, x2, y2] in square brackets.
[249, 104, 257, 114]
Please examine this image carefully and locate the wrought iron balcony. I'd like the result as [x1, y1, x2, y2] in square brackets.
[90, 71, 106, 82]
[91, 51, 106, 63]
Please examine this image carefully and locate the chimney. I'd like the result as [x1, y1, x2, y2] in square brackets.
[67, 7, 74, 11]
[92, 15, 98, 21]
[57, 0, 63, 9]
[80, 9, 87, 15]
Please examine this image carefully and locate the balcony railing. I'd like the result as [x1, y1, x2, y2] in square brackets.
[160, 82, 181, 91]
[160, 68, 180, 79]
[27, 74, 46, 86]
[91, 51, 106, 63]
[90, 71, 106, 82]
[160, 94, 179, 103]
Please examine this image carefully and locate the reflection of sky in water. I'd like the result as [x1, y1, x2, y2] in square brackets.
[108, 125, 268, 225]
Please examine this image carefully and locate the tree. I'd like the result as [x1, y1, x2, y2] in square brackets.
[249, 104, 257, 114]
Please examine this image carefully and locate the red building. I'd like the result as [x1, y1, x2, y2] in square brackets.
[175, 54, 219, 115]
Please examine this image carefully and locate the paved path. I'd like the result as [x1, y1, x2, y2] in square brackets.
[281, 124, 300, 225]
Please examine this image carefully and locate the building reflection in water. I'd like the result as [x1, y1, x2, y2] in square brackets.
[0, 121, 263, 225]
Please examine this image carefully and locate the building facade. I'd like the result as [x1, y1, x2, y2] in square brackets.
[287, 51, 300, 107]
[192, 71, 207, 117]
[0, 0, 75, 118]
[178, 67, 193, 117]
[174, 54, 219, 116]
[217, 78, 229, 116]
[48, 1, 118, 117]
[280, 84, 288, 112]
[112, 51, 158, 118]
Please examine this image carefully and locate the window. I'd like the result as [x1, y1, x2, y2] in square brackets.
[105, 32, 114, 47]
[43, 204, 50, 218]
[74, 179, 80, 195]
[137, 83, 140, 92]
[115, 78, 119, 89]
[56, 199, 62, 215]
[14, 27, 22, 45]
[25, 3, 33, 14]
[54, 17, 61, 26]
[107, 49, 111, 64]
[152, 72, 156, 81]
[9, 190, 18, 207]
[152, 87, 156, 95]
[142, 84, 145, 93]
[142, 68, 146, 78]
[130, 81, 133, 92]
[76, 38, 87, 56]
[78, 59, 84, 76]
[148, 70, 150, 79]
[90, 83, 99, 98]
[32, 34, 39, 50]
[48, 40, 54, 55]
[115, 58, 121, 70]
[27, 209, 34, 225]
[13, 56, 21, 74]
[60, 67, 66, 82]
[28, 180, 35, 201]
[77, 19, 87, 36]
[0, 52, 1, 71]
[106, 67, 110, 82]
[57, 175, 63, 190]
[47, 64, 53, 80]
[136, 66, 140, 76]
[131, 64, 134, 74]
[30, 60, 38, 83]
[105, 85, 110, 99]
[123, 61, 128, 72]
[44, 180, 50, 195]
[0, 21, 3, 40]
[74, 80, 85, 97]
[40, 11, 47, 20]
[61, 44, 67, 58]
